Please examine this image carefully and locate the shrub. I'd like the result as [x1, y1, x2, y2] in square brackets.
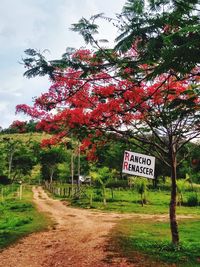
[134, 178, 148, 206]
[106, 179, 128, 189]
[93, 188, 103, 201]
[186, 193, 199, 207]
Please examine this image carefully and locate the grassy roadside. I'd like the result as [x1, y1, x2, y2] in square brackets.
[108, 218, 200, 267]
[0, 185, 52, 249]
[66, 188, 200, 216]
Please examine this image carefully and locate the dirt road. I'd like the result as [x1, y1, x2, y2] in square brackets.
[0, 186, 190, 267]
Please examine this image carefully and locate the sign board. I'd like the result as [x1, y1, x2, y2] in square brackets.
[122, 150, 155, 179]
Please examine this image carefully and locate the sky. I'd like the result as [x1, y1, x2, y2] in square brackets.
[0, 0, 125, 129]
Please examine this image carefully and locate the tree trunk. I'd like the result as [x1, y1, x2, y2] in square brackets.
[153, 173, 158, 189]
[71, 153, 74, 195]
[169, 149, 179, 246]
[111, 188, 114, 200]
[50, 169, 54, 184]
[78, 141, 81, 189]
[90, 192, 93, 207]
[141, 193, 144, 207]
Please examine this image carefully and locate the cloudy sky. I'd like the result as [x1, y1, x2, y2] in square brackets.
[0, 0, 125, 129]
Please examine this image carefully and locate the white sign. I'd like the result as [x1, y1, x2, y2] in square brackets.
[79, 175, 85, 182]
[122, 151, 155, 179]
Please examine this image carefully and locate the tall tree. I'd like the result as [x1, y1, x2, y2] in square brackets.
[17, 47, 200, 246]
[18, 0, 200, 247]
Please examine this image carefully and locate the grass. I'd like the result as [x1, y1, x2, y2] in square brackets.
[109, 218, 200, 267]
[67, 187, 200, 216]
[0, 185, 52, 249]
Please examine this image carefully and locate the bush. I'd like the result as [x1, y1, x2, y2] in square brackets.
[133, 178, 148, 206]
[93, 188, 103, 201]
[0, 176, 11, 185]
[106, 179, 128, 189]
[186, 193, 199, 207]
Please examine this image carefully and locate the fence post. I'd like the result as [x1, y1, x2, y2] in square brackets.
[19, 184, 23, 200]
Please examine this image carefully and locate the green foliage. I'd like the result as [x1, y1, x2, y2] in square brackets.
[23, 49, 55, 80]
[106, 179, 128, 189]
[116, 0, 200, 78]
[71, 17, 99, 45]
[0, 156, 6, 177]
[0, 134, 46, 182]
[177, 178, 188, 206]
[134, 178, 147, 194]
[186, 193, 199, 207]
[39, 147, 66, 182]
[90, 166, 114, 205]
[95, 140, 126, 174]
[12, 148, 37, 181]
[0, 217, 33, 229]
[90, 166, 113, 186]
[7, 202, 33, 212]
[131, 178, 148, 206]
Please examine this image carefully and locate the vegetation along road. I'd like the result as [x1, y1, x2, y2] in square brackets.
[0, 186, 195, 267]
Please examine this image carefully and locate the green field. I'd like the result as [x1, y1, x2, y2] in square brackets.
[52, 185, 200, 216]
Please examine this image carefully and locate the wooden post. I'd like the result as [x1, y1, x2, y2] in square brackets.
[19, 184, 23, 200]
[90, 192, 93, 207]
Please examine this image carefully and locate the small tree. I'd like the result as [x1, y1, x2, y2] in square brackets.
[134, 178, 148, 207]
[0, 138, 23, 180]
[90, 166, 112, 205]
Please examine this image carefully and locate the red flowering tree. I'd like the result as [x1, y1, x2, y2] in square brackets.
[9, 120, 27, 133]
[17, 48, 200, 246]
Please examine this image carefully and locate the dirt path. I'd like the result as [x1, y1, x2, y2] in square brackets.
[0, 187, 194, 267]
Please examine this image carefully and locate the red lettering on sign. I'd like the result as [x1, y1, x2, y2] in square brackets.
[123, 161, 128, 170]
[124, 152, 130, 161]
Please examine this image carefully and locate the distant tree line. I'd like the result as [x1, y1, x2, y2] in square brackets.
[1, 120, 40, 134]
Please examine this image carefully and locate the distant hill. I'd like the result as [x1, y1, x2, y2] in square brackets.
[0, 132, 51, 143]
